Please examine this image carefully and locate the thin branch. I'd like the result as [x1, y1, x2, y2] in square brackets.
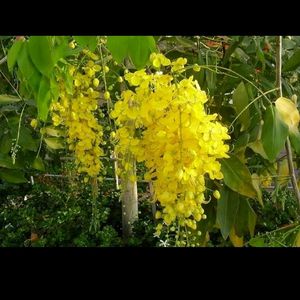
[0, 55, 7, 65]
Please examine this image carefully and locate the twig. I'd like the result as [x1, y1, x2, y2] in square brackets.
[0, 55, 7, 65]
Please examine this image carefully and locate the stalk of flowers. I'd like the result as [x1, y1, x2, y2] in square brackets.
[50, 49, 104, 181]
[111, 53, 230, 237]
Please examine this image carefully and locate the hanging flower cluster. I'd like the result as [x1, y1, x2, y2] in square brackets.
[111, 53, 230, 235]
[50, 49, 104, 179]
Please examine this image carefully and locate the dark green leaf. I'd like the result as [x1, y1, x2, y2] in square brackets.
[221, 154, 257, 199]
[0, 133, 12, 154]
[0, 168, 27, 183]
[261, 105, 289, 162]
[289, 128, 300, 156]
[217, 187, 240, 239]
[234, 198, 256, 237]
[232, 81, 250, 131]
[0, 153, 17, 169]
[283, 49, 300, 72]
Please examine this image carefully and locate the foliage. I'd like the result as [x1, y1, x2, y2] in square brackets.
[0, 179, 122, 247]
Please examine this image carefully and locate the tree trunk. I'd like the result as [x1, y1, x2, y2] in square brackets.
[121, 156, 138, 240]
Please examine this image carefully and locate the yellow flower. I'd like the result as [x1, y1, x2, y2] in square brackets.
[150, 53, 171, 68]
[68, 41, 76, 49]
[30, 119, 38, 129]
[104, 91, 110, 100]
[171, 57, 187, 73]
[111, 53, 230, 241]
[50, 55, 104, 179]
[213, 190, 221, 200]
[193, 64, 201, 72]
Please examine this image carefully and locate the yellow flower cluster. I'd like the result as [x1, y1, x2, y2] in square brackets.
[50, 50, 104, 178]
[111, 53, 230, 235]
[260, 174, 272, 188]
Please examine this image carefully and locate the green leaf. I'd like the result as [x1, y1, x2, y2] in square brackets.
[232, 81, 250, 131]
[0, 94, 21, 105]
[247, 201, 257, 237]
[0, 36, 12, 40]
[127, 36, 156, 69]
[107, 36, 156, 69]
[289, 128, 300, 156]
[206, 54, 216, 94]
[0, 153, 17, 169]
[283, 49, 300, 72]
[0, 168, 27, 183]
[107, 36, 130, 63]
[74, 36, 98, 51]
[217, 187, 240, 239]
[17, 43, 42, 94]
[0, 133, 12, 154]
[18, 128, 38, 151]
[44, 137, 65, 149]
[52, 36, 69, 63]
[261, 105, 289, 162]
[7, 40, 24, 72]
[28, 36, 54, 77]
[42, 126, 65, 137]
[251, 173, 263, 206]
[249, 236, 265, 247]
[234, 198, 256, 237]
[32, 157, 45, 171]
[61, 67, 73, 95]
[276, 158, 290, 188]
[37, 76, 51, 121]
[221, 154, 257, 199]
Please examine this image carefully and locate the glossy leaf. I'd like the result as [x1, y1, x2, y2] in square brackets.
[232, 81, 250, 131]
[37, 76, 51, 121]
[107, 36, 156, 69]
[221, 154, 257, 199]
[7, 40, 24, 72]
[261, 105, 289, 162]
[17, 43, 42, 93]
[74, 36, 98, 51]
[216, 187, 240, 239]
[28, 36, 54, 77]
